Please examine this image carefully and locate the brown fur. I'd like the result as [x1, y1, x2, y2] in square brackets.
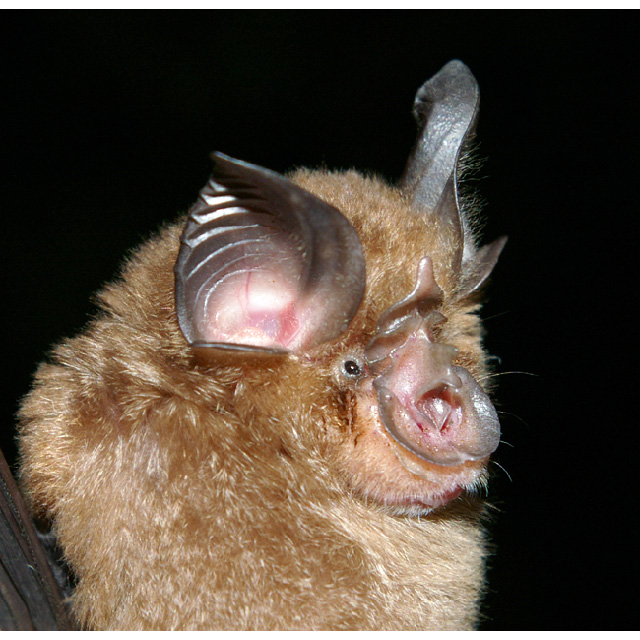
[18, 169, 494, 630]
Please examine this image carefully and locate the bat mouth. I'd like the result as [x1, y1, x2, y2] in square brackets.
[347, 377, 491, 513]
[408, 486, 464, 510]
[368, 463, 483, 514]
[386, 429, 489, 507]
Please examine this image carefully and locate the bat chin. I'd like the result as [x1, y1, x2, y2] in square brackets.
[382, 486, 465, 516]
[341, 422, 489, 515]
[373, 462, 486, 515]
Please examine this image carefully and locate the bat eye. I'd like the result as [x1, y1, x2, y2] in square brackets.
[342, 359, 362, 378]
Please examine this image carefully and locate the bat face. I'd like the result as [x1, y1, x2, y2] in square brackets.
[18, 60, 504, 630]
[173, 161, 501, 516]
[172, 60, 504, 515]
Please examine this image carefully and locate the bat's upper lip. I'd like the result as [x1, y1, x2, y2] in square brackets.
[385, 432, 489, 508]
[394, 442, 490, 475]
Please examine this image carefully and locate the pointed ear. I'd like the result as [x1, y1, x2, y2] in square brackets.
[174, 153, 366, 355]
[401, 59, 479, 218]
[459, 236, 507, 297]
[401, 60, 504, 287]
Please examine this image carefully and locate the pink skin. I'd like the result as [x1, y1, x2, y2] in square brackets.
[196, 254, 498, 511]
[353, 257, 499, 510]
[347, 380, 489, 513]
[202, 270, 304, 349]
[367, 311, 499, 470]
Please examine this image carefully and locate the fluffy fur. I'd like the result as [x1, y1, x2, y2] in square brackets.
[18, 169, 495, 630]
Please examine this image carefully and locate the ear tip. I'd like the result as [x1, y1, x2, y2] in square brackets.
[477, 235, 508, 261]
[209, 151, 238, 168]
[438, 59, 476, 81]
[492, 235, 509, 255]
[442, 58, 471, 72]
[416, 60, 479, 106]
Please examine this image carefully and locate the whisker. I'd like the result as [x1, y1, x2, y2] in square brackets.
[481, 310, 512, 323]
[477, 370, 539, 383]
[496, 411, 530, 429]
[491, 460, 513, 483]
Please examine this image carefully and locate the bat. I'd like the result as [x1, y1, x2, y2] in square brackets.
[11, 60, 505, 630]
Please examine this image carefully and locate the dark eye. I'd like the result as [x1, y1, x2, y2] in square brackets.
[342, 359, 362, 377]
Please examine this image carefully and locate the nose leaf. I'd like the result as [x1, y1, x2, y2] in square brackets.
[364, 258, 500, 467]
[416, 387, 461, 433]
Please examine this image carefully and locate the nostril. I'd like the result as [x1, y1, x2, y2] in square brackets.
[415, 386, 462, 433]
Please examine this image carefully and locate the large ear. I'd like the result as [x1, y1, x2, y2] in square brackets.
[401, 60, 479, 217]
[174, 153, 366, 355]
[401, 60, 506, 294]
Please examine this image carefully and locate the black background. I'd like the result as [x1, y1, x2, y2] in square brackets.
[2, 11, 637, 630]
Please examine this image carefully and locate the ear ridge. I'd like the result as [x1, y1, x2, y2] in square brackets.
[174, 153, 366, 354]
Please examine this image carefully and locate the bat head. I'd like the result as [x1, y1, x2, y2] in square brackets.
[16, 60, 506, 631]
[172, 60, 505, 515]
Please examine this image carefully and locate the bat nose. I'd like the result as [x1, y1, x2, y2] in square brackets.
[415, 385, 463, 434]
